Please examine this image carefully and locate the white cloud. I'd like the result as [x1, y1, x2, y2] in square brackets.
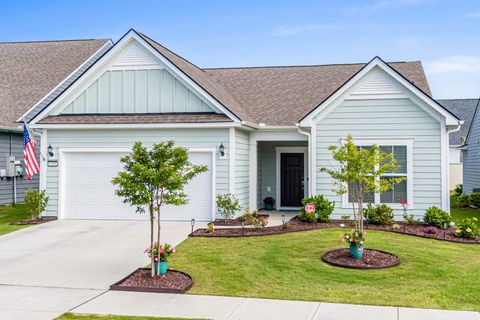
[272, 24, 338, 36]
[424, 56, 480, 98]
[424, 55, 480, 74]
[348, 0, 432, 13]
[465, 12, 480, 18]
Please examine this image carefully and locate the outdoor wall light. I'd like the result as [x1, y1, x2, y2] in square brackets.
[219, 143, 225, 157]
[47, 144, 54, 158]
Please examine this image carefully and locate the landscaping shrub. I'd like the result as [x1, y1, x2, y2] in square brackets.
[457, 194, 471, 208]
[341, 215, 350, 221]
[216, 193, 241, 220]
[455, 217, 479, 239]
[454, 184, 463, 196]
[405, 213, 416, 224]
[469, 192, 480, 208]
[423, 226, 439, 235]
[25, 189, 49, 221]
[364, 203, 394, 225]
[300, 195, 334, 223]
[424, 206, 451, 228]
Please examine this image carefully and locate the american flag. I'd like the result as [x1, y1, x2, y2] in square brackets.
[23, 123, 39, 180]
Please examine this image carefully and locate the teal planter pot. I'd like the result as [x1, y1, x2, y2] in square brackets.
[153, 261, 169, 275]
[349, 245, 364, 259]
[264, 203, 274, 211]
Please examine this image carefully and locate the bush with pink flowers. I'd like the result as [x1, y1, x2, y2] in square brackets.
[145, 242, 176, 262]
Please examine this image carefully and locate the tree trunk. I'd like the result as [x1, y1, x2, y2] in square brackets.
[156, 206, 161, 275]
[149, 204, 155, 277]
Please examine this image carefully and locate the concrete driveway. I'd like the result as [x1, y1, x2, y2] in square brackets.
[0, 219, 197, 320]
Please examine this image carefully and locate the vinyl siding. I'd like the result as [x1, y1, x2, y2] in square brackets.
[61, 69, 216, 114]
[0, 132, 39, 204]
[258, 141, 308, 209]
[234, 129, 249, 209]
[463, 106, 480, 194]
[45, 128, 229, 216]
[316, 98, 441, 219]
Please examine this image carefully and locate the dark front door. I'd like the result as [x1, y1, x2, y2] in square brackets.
[280, 153, 304, 207]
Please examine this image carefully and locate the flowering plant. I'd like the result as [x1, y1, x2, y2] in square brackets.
[423, 226, 439, 235]
[263, 197, 275, 205]
[144, 242, 176, 262]
[455, 217, 479, 239]
[339, 229, 364, 248]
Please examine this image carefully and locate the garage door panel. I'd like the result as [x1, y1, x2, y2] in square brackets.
[62, 151, 213, 221]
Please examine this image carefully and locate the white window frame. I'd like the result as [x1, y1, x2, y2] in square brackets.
[340, 138, 414, 210]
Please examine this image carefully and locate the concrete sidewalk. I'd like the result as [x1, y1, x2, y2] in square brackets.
[72, 291, 480, 320]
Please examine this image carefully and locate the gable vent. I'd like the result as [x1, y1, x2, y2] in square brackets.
[111, 42, 159, 67]
[351, 72, 403, 96]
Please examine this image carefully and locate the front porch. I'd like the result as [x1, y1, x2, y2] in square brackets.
[254, 140, 309, 211]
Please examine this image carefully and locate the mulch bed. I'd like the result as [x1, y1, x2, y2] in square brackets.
[191, 216, 479, 244]
[10, 216, 57, 225]
[322, 248, 400, 269]
[213, 214, 270, 226]
[110, 268, 193, 293]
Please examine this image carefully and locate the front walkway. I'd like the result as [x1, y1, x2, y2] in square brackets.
[72, 291, 480, 320]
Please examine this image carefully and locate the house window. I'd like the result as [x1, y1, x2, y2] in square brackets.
[343, 139, 413, 208]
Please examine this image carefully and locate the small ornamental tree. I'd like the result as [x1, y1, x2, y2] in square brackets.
[112, 141, 208, 276]
[216, 193, 241, 220]
[25, 189, 49, 220]
[320, 135, 405, 235]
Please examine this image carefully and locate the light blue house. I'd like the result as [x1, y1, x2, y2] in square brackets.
[462, 100, 480, 194]
[21, 29, 462, 221]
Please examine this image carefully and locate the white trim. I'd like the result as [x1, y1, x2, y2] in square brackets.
[18, 40, 114, 122]
[310, 122, 317, 195]
[339, 138, 414, 210]
[440, 120, 448, 212]
[30, 122, 241, 129]
[229, 127, 235, 194]
[250, 130, 308, 142]
[28, 30, 240, 125]
[39, 129, 47, 191]
[248, 137, 257, 210]
[275, 147, 308, 210]
[299, 57, 460, 127]
[57, 147, 216, 221]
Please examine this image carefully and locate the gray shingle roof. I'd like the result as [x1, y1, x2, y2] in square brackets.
[38, 113, 232, 124]
[205, 61, 432, 126]
[437, 99, 480, 145]
[0, 39, 110, 129]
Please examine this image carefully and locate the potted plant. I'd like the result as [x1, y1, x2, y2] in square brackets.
[145, 242, 176, 275]
[263, 197, 275, 210]
[340, 229, 365, 259]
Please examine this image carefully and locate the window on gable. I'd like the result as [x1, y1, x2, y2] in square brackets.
[346, 143, 410, 205]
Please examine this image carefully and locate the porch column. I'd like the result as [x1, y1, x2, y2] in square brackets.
[249, 137, 257, 210]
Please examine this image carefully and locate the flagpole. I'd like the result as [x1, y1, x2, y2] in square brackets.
[23, 118, 45, 161]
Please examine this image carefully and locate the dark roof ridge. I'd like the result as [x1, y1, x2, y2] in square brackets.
[203, 60, 419, 71]
[0, 38, 111, 45]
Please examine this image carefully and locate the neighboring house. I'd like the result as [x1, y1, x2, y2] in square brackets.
[437, 99, 479, 189]
[21, 29, 461, 221]
[462, 100, 480, 194]
[0, 38, 112, 204]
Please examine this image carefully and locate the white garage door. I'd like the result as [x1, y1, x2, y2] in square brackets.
[61, 151, 213, 221]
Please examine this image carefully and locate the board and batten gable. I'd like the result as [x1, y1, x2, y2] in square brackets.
[60, 69, 216, 114]
[316, 98, 442, 218]
[463, 105, 480, 194]
[44, 128, 229, 217]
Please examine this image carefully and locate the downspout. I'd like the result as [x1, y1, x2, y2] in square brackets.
[445, 121, 463, 210]
[297, 125, 312, 196]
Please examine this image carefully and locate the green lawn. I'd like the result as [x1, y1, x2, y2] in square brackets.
[450, 195, 480, 226]
[57, 313, 205, 320]
[0, 204, 30, 236]
[170, 228, 480, 311]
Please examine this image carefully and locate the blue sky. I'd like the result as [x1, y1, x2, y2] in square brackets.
[1, 0, 479, 98]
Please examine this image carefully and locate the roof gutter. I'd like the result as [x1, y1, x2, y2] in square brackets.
[241, 121, 298, 130]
